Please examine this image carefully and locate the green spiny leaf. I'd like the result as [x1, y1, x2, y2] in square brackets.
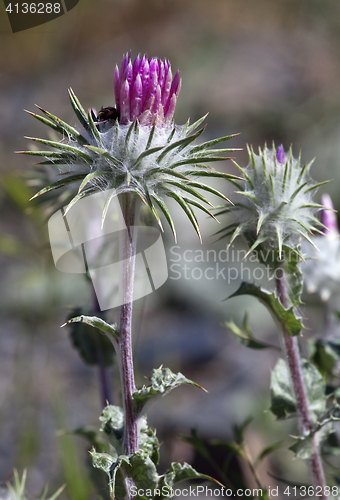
[25, 137, 93, 162]
[157, 129, 204, 164]
[157, 462, 223, 497]
[30, 174, 85, 200]
[254, 441, 284, 466]
[297, 160, 314, 184]
[190, 134, 238, 153]
[63, 186, 98, 216]
[227, 282, 303, 337]
[17, 150, 78, 161]
[132, 367, 205, 415]
[90, 451, 121, 499]
[68, 88, 91, 134]
[25, 109, 65, 135]
[182, 113, 208, 136]
[151, 194, 177, 241]
[87, 109, 103, 146]
[257, 213, 265, 235]
[182, 197, 219, 222]
[165, 190, 202, 242]
[125, 119, 136, 148]
[187, 181, 232, 203]
[231, 160, 254, 189]
[139, 419, 160, 466]
[133, 146, 164, 169]
[270, 358, 326, 421]
[226, 222, 248, 247]
[223, 318, 279, 351]
[99, 405, 124, 454]
[146, 125, 156, 150]
[144, 186, 163, 231]
[235, 191, 260, 204]
[165, 180, 213, 207]
[78, 171, 106, 193]
[304, 180, 331, 194]
[33, 105, 88, 144]
[84, 145, 123, 168]
[101, 190, 117, 228]
[289, 182, 308, 203]
[63, 315, 119, 341]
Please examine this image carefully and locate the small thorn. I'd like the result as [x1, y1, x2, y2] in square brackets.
[34, 104, 45, 112]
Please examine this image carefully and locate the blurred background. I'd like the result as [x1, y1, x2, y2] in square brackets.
[1, 0, 340, 497]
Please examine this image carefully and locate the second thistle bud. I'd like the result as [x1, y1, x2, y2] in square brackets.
[218, 145, 327, 262]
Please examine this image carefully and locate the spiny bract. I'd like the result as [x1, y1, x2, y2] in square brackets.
[20, 54, 242, 242]
[216, 144, 328, 259]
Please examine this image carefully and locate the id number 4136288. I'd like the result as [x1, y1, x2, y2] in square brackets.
[5, 3, 61, 13]
[283, 485, 339, 497]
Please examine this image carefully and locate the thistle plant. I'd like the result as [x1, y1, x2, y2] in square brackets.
[21, 53, 240, 499]
[222, 145, 340, 497]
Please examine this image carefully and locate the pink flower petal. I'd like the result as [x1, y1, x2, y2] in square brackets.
[133, 54, 141, 80]
[321, 194, 338, 236]
[164, 93, 177, 123]
[161, 67, 172, 107]
[119, 80, 130, 124]
[114, 65, 121, 111]
[130, 74, 143, 120]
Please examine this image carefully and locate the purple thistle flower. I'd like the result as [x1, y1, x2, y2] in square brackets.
[114, 53, 181, 127]
[276, 144, 285, 164]
[321, 193, 338, 236]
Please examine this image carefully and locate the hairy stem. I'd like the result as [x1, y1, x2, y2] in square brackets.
[276, 268, 327, 498]
[118, 194, 139, 456]
[116, 194, 141, 500]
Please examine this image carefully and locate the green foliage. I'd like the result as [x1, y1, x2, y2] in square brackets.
[139, 421, 160, 466]
[132, 367, 205, 416]
[283, 248, 304, 306]
[228, 282, 303, 337]
[270, 359, 297, 420]
[6, 469, 65, 500]
[181, 426, 280, 500]
[93, 405, 221, 499]
[72, 425, 108, 453]
[290, 403, 340, 459]
[224, 313, 279, 350]
[91, 448, 216, 500]
[64, 315, 119, 342]
[91, 450, 159, 500]
[99, 405, 160, 466]
[157, 462, 221, 498]
[99, 405, 124, 456]
[270, 358, 326, 421]
[310, 338, 340, 378]
[67, 309, 116, 367]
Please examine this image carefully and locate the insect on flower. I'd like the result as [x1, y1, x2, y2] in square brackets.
[97, 106, 120, 123]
